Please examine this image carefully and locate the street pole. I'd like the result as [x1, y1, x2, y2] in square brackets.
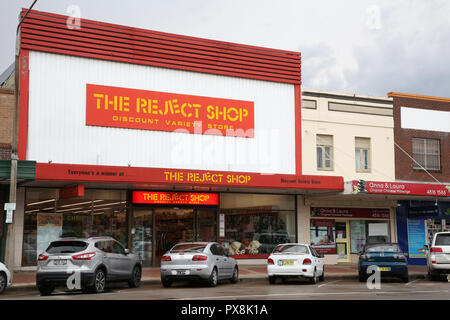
[4, 0, 37, 278]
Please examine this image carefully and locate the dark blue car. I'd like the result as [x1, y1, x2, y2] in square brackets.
[358, 243, 409, 283]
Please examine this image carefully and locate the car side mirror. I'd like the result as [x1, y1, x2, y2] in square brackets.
[124, 249, 130, 255]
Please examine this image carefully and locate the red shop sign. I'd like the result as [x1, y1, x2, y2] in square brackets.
[352, 180, 450, 197]
[59, 184, 84, 199]
[86, 84, 254, 137]
[311, 207, 390, 219]
[132, 191, 219, 205]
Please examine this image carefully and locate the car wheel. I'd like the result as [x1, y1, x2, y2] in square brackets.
[429, 271, 440, 281]
[401, 273, 409, 283]
[310, 269, 318, 284]
[38, 284, 54, 296]
[128, 265, 142, 288]
[319, 268, 325, 282]
[358, 272, 366, 282]
[89, 268, 106, 293]
[268, 276, 276, 284]
[0, 273, 7, 294]
[161, 277, 172, 288]
[230, 267, 239, 284]
[207, 267, 218, 287]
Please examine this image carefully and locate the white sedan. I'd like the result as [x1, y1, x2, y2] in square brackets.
[267, 243, 325, 284]
[0, 262, 12, 294]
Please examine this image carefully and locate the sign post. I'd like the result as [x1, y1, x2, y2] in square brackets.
[4, 203, 16, 224]
[6, 0, 38, 278]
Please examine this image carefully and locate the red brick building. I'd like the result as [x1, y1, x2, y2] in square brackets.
[389, 92, 450, 182]
[0, 88, 14, 160]
[390, 92, 450, 266]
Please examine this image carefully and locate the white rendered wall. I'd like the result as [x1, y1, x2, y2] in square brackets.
[27, 51, 296, 174]
[301, 94, 395, 181]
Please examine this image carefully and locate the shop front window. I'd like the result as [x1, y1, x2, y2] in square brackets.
[425, 219, 448, 245]
[335, 222, 347, 239]
[220, 194, 296, 257]
[367, 221, 390, 244]
[132, 208, 153, 267]
[23, 188, 127, 266]
[350, 220, 366, 254]
[350, 220, 391, 254]
[310, 219, 391, 256]
[310, 219, 336, 254]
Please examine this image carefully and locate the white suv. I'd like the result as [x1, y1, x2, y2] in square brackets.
[425, 232, 450, 281]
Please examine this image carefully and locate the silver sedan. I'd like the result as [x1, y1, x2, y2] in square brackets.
[160, 242, 239, 287]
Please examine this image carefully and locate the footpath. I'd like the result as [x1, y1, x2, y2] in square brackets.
[7, 264, 428, 293]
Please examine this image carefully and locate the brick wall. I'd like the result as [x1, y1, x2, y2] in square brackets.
[0, 88, 13, 160]
[393, 96, 450, 182]
[0, 143, 11, 160]
[0, 88, 14, 144]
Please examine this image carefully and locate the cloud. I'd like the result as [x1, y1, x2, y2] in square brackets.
[1, 1, 449, 99]
[344, 1, 450, 97]
[297, 1, 450, 98]
[300, 43, 346, 91]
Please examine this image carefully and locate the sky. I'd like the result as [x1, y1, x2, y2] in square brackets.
[1, 0, 450, 98]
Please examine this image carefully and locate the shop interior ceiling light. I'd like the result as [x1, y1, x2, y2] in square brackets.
[59, 200, 103, 208]
[93, 201, 123, 208]
[55, 207, 84, 213]
[27, 199, 55, 206]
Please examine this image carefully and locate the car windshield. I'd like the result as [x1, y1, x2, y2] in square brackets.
[170, 243, 206, 253]
[365, 244, 400, 253]
[435, 234, 450, 246]
[273, 244, 308, 254]
[46, 241, 88, 254]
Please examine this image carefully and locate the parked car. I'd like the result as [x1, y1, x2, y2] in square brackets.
[267, 243, 325, 284]
[36, 236, 142, 295]
[0, 262, 12, 294]
[160, 242, 239, 287]
[423, 232, 450, 281]
[358, 243, 408, 283]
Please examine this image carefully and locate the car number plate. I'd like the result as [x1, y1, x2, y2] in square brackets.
[378, 267, 390, 272]
[54, 259, 67, 266]
[282, 260, 294, 266]
[173, 270, 190, 275]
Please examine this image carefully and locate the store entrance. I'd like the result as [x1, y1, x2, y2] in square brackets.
[155, 208, 194, 262]
[155, 207, 217, 265]
[335, 220, 351, 263]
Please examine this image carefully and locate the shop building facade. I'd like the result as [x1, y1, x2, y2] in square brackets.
[4, 9, 344, 271]
[388, 92, 450, 265]
[299, 89, 397, 264]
